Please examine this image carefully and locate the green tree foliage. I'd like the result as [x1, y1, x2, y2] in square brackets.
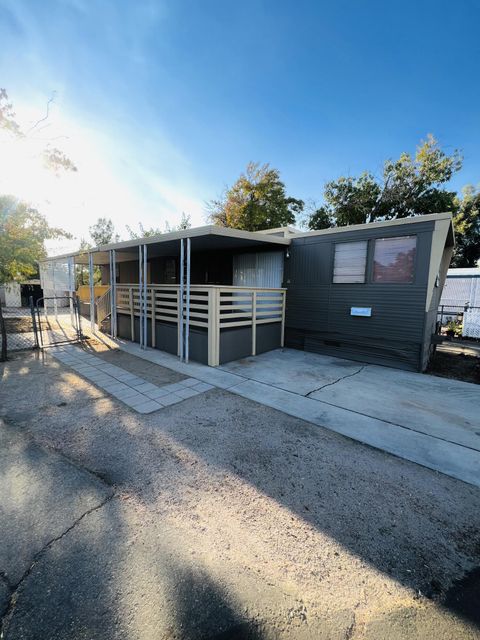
[207, 162, 304, 231]
[0, 195, 70, 283]
[451, 186, 480, 267]
[307, 136, 462, 229]
[88, 217, 120, 246]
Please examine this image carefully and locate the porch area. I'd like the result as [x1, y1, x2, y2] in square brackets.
[99, 283, 286, 366]
[45, 226, 290, 367]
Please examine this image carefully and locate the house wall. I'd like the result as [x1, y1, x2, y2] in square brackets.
[284, 220, 436, 371]
[420, 243, 454, 370]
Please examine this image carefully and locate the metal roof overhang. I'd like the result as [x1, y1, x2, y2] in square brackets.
[44, 226, 291, 266]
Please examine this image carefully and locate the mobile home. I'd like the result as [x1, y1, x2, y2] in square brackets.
[40, 212, 454, 372]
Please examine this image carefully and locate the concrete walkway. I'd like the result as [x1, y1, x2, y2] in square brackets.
[114, 340, 480, 488]
[51, 345, 214, 413]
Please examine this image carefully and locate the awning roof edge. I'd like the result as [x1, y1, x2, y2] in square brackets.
[41, 225, 291, 263]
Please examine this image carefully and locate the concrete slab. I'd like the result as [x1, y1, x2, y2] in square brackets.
[310, 363, 480, 451]
[134, 400, 163, 414]
[221, 349, 365, 395]
[112, 342, 480, 487]
[229, 379, 480, 488]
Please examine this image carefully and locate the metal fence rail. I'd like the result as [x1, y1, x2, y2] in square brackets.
[0, 300, 39, 359]
[437, 304, 480, 339]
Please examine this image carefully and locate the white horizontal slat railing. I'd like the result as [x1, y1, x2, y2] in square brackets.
[114, 284, 286, 366]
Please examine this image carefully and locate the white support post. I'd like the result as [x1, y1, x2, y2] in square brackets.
[251, 290, 257, 356]
[151, 286, 156, 348]
[143, 243, 147, 348]
[185, 237, 191, 363]
[68, 257, 74, 326]
[89, 253, 95, 332]
[129, 287, 134, 341]
[138, 245, 143, 349]
[281, 290, 286, 348]
[179, 239, 184, 361]
[207, 287, 220, 367]
[112, 249, 117, 338]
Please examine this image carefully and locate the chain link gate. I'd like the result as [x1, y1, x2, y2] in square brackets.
[35, 295, 84, 348]
[0, 297, 40, 360]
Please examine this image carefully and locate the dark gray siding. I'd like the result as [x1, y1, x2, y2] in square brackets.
[285, 221, 435, 370]
[420, 245, 453, 370]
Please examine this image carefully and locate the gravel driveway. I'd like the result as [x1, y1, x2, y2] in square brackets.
[1, 348, 480, 639]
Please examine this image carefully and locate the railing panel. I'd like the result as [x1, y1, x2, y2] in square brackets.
[114, 284, 286, 364]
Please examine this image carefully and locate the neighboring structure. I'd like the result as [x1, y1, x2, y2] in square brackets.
[439, 267, 480, 339]
[40, 212, 454, 371]
[0, 279, 43, 307]
[440, 268, 480, 308]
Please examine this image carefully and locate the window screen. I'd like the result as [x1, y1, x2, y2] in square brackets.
[373, 235, 417, 283]
[333, 241, 367, 283]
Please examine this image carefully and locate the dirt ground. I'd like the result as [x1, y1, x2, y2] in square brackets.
[428, 341, 480, 385]
[1, 348, 480, 639]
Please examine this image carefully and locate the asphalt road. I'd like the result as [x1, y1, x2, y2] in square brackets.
[1, 349, 479, 639]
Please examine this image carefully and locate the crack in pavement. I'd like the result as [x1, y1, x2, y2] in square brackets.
[305, 365, 367, 397]
[0, 493, 115, 639]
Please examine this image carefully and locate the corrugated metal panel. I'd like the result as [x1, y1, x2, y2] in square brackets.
[284, 223, 434, 370]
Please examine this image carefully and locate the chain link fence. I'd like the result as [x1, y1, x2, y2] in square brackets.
[0, 303, 38, 360]
[437, 304, 480, 339]
[0, 296, 84, 361]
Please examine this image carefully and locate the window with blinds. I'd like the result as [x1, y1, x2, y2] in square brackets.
[333, 241, 367, 283]
[233, 252, 284, 288]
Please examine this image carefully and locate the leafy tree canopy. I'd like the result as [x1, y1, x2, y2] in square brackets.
[307, 135, 462, 229]
[207, 162, 304, 231]
[0, 195, 71, 283]
[451, 186, 480, 267]
[88, 217, 120, 246]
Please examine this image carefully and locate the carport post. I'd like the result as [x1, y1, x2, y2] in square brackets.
[109, 249, 117, 338]
[179, 239, 184, 361]
[68, 256, 74, 326]
[185, 237, 191, 363]
[138, 245, 143, 348]
[89, 252, 95, 332]
[143, 243, 147, 349]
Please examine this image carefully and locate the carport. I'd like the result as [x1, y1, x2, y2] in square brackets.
[41, 226, 289, 366]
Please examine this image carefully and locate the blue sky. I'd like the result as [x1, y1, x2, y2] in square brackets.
[0, 0, 479, 249]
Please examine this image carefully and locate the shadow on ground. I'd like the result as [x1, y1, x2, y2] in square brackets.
[1, 350, 480, 638]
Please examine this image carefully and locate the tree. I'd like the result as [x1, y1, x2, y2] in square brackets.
[88, 217, 120, 246]
[0, 195, 70, 283]
[451, 186, 480, 267]
[0, 89, 77, 175]
[307, 136, 462, 229]
[126, 222, 163, 239]
[164, 212, 192, 232]
[127, 212, 192, 238]
[207, 162, 304, 231]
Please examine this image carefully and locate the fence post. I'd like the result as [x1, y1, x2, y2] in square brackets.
[30, 296, 39, 349]
[0, 303, 6, 362]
